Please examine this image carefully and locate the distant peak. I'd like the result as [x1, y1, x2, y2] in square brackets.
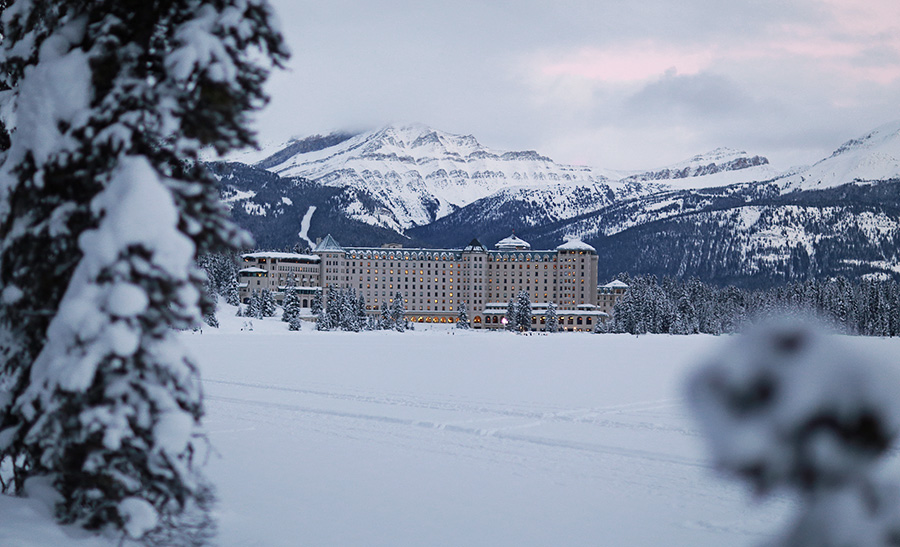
[370, 123, 480, 146]
[255, 131, 358, 170]
[688, 147, 748, 163]
[829, 120, 900, 158]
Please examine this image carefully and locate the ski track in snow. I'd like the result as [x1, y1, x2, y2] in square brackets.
[204, 385, 695, 444]
[298, 205, 316, 248]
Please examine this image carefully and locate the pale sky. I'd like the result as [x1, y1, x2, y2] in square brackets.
[252, 0, 900, 171]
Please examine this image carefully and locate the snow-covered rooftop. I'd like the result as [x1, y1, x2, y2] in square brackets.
[556, 238, 596, 252]
[496, 234, 531, 250]
[603, 280, 629, 288]
[242, 252, 320, 261]
[239, 267, 267, 273]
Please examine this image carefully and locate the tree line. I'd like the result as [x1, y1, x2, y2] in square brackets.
[605, 274, 900, 336]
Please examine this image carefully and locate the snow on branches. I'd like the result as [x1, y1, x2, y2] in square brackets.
[688, 320, 900, 545]
[0, 0, 287, 538]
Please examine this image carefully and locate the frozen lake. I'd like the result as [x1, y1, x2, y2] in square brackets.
[7, 312, 900, 546]
[186, 319, 809, 546]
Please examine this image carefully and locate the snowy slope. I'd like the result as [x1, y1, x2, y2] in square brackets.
[778, 121, 900, 191]
[256, 123, 627, 231]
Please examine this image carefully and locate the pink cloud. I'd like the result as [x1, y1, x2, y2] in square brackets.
[538, 43, 715, 83]
[532, 1, 900, 87]
[818, 0, 900, 36]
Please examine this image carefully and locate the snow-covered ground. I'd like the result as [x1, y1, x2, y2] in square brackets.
[191, 311, 795, 547]
[6, 308, 900, 546]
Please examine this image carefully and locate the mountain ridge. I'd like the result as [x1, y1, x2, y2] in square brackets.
[215, 121, 900, 286]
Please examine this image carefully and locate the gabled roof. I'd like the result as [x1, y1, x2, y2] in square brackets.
[314, 234, 344, 252]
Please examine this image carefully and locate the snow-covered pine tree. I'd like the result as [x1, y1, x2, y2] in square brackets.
[0, 0, 286, 535]
[203, 283, 219, 329]
[688, 320, 900, 545]
[260, 289, 276, 318]
[390, 292, 405, 332]
[196, 253, 235, 297]
[338, 288, 356, 331]
[224, 276, 241, 307]
[311, 291, 323, 318]
[326, 286, 341, 329]
[356, 295, 368, 331]
[505, 298, 517, 331]
[516, 290, 532, 332]
[246, 291, 262, 320]
[545, 302, 559, 333]
[315, 307, 331, 331]
[380, 303, 391, 331]
[288, 313, 303, 332]
[347, 289, 362, 332]
[456, 302, 470, 329]
[282, 288, 300, 324]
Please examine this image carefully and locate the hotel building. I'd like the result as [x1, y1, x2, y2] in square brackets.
[239, 234, 615, 330]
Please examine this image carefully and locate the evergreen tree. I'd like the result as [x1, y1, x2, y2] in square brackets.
[246, 292, 262, 320]
[671, 289, 698, 335]
[326, 286, 341, 329]
[260, 289, 276, 318]
[689, 322, 900, 546]
[315, 307, 331, 331]
[545, 302, 559, 333]
[456, 302, 470, 329]
[356, 295, 368, 331]
[203, 284, 219, 329]
[224, 277, 241, 307]
[340, 288, 359, 332]
[204, 312, 220, 329]
[311, 291, 323, 317]
[516, 290, 532, 331]
[282, 288, 301, 324]
[288, 314, 303, 332]
[505, 298, 518, 331]
[380, 304, 391, 330]
[197, 253, 237, 297]
[390, 292, 405, 332]
[0, 0, 287, 537]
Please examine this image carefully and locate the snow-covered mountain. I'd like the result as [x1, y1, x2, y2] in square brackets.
[407, 123, 900, 284]
[778, 121, 900, 192]
[621, 147, 778, 189]
[217, 121, 900, 286]
[254, 123, 635, 232]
